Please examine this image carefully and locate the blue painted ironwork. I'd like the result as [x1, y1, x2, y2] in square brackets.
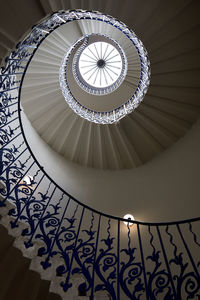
[60, 206, 85, 292]
[137, 224, 149, 300]
[0, 9, 200, 300]
[23, 184, 57, 248]
[71, 211, 96, 295]
[91, 214, 101, 299]
[120, 224, 144, 299]
[38, 193, 69, 266]
[166, 225, 200, 299]
[95, 219, 118, 299]
[9, 171, 44, 228]
[146, 225, 174, 299]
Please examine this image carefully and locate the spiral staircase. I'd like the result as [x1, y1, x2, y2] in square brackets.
[0, 1, 200, 300]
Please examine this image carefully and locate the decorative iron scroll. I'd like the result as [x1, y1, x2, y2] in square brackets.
[0, 10, 200, 300]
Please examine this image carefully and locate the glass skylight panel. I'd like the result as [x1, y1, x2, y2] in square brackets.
[78, 42, 123, 89]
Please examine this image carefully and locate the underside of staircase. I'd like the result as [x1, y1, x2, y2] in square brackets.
[0, 221, 61, 300]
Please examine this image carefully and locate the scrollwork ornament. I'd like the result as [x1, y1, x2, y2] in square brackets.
[36, 195, 66, 265]
[36, 214, 61, 262]
[0, 110, 7, 127]
[0, 162, 25, 203]
[146, 250, 173, 299]
[71, 214, 96, 294]
[170, 253, 200, 299]
[0, 126, 15, 147]
[120, 247, 144, 300]
[3, 149, 15, 164]
[95, 233, 118, 299]
[165, 225, 200, 299]
[8, 181, 33, 228]
[182, 273, 200, 299]
[57, 225, 77, 291]
[0, 146, 15, 174]
[20, 190, 51, 248]
[53, 212, 78, 284]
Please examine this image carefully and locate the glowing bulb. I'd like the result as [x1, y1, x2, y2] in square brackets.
[123, 214, 134, 226]
[23, 175, 33, 185]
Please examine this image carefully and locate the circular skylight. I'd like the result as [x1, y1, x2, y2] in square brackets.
[72, 35, 128, 96]
[59, 11, 150, 124]
[78, 42, 123, 89]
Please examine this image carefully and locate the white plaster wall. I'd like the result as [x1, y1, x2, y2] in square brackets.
[22, 110, 200, 223]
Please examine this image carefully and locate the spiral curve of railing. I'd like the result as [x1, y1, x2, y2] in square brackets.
[0, 10, 200, 300]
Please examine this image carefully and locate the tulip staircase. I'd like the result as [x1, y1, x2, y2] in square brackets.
[0, 1, 200, 300]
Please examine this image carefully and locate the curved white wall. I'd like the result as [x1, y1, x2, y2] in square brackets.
[22, 110, 200, 223]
